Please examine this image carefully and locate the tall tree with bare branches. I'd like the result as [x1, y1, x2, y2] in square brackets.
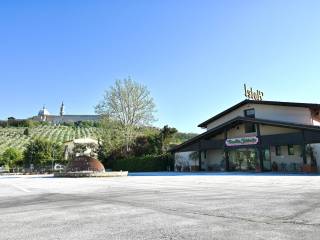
[96, 78, 156, 152]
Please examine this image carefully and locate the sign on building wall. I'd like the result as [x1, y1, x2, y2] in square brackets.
[244, 84, 264, 101]
[225, 137, 259, 147]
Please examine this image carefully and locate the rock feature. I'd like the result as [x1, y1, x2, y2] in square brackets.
[66, 155, 105, 172]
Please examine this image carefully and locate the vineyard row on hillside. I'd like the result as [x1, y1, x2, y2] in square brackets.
[0, 126, 102, 154]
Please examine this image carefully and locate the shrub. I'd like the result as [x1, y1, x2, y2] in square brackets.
[24, 128, 30, 136]
[111, 154, 174, 172]
[23, 138, 64, 168]
[62, 122, 74, 127]
[1, 148, 23, 168]
[132, 135, 162, 156]
[0, 119, 40, 128]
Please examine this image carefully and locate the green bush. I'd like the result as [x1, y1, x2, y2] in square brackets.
[1, 148, 23, 168]
[111, 154, 174, 172]
[0, 119, 41, 128]
[23, 138, 64, 168]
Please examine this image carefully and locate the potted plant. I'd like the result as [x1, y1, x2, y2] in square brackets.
[255, 166, 261, 172]
[303, 146, 318, 173]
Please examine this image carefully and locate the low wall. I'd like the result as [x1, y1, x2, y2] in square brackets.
[54, 171, 128, 178]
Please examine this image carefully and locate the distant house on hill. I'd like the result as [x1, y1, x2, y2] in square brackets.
[32, 102, 100, 124]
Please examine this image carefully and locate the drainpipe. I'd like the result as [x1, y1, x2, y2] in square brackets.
[302, 130, 307, 165]
[198, 141, 202, 171]
[198, 150, 202, 171]
[256, 123, 264, 172]
[224, 128, 230, 171]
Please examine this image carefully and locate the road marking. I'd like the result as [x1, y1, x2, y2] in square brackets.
[9, 183, 31, 193]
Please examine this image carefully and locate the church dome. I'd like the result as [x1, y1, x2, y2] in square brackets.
[38, 106, 50, 116]
[66, 155, 105, 172]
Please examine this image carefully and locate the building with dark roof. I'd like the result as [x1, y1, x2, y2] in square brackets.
[171, 100, 320, 173]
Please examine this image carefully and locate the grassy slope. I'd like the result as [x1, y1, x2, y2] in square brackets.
[0, 125, 198, 154]
[0, 125, 102, 154]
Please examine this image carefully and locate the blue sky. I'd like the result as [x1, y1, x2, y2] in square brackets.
[1, 0, 320, 133]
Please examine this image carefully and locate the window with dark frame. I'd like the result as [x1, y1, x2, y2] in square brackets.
[275, 145, 282, 156]
[245, 123, 256, 133]
[288, 145, 295, 155]
[244, 108, 255, 118]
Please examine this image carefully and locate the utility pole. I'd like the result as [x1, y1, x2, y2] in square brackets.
[52, 146, 55, 173]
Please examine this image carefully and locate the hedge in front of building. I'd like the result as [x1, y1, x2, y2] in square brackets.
[111, 154, 174, 172]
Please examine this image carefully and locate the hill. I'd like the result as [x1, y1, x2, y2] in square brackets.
[0, 125, 102, 154]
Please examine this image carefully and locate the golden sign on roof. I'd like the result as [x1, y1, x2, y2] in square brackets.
[244, 84, 264, 101]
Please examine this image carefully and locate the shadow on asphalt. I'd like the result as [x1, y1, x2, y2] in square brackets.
[128, 172, 320, 177]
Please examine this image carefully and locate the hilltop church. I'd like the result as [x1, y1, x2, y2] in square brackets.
[32, 102, 100, 124]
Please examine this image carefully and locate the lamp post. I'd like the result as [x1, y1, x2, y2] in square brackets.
[30, 146, 33, 173]
[52, 146, 55, 173]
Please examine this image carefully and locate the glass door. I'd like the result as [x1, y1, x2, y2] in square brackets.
[262, 148, 271, 171]
[229, 148, 258, 171]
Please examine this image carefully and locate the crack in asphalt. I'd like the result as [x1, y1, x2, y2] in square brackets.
[2, 192, 318, 229]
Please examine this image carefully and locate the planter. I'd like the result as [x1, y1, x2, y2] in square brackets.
[302, 164, 318, 173]
[191, 166, 199, 172]
[255, 166, 262, 172]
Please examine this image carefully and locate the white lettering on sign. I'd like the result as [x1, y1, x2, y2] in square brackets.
[225, 137, 259, 147]
[244, 84, 264, 101]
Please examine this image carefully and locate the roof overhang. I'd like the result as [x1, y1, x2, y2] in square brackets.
[198, 100, 320, 128]
[170, 116, 320, 153]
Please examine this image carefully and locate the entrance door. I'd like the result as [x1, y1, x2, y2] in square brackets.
[229, 148, 258, 171]
[262, 148, 271, 171]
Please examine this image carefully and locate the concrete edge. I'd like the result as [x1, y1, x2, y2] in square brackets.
[54, 171, 128, 178]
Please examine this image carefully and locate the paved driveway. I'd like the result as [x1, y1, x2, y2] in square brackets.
[0, 174, 319, 239]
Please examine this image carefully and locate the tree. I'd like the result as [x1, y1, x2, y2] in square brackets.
[23, 139, 64, 169]
[24, 128, 29, 136]
[132, 135, 162, 156]
[1, 148, 23, 169]
[25, 120, 36, 128]
[97, 118, 126, 164]
[96, 78, 156, 152]
[160, 125, 177, 152]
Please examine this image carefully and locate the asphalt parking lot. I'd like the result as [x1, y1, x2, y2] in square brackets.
[0, 173, 320, 240]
